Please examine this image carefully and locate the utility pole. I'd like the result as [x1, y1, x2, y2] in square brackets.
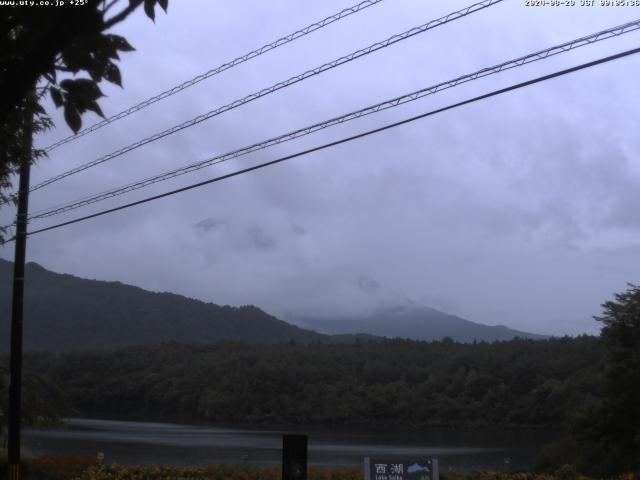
[7, 103, 33, 480]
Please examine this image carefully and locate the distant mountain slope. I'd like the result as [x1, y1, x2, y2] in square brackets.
[296, 304, 547, 342]
[0, 259, 333, 352]
[0, 259, 545, 352]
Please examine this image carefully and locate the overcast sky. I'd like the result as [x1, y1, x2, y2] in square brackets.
[2, 0, 639, 336]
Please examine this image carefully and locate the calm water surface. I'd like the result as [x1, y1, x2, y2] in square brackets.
[23, 418, 557, 471]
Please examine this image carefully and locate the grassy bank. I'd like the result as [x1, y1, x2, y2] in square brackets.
[1, 455, 637, 480]
[71, 465, 638, 480]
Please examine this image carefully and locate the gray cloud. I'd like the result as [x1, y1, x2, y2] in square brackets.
[2, 0, 639, 336]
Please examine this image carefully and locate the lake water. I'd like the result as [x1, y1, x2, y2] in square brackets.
[23, 418, 556, 471]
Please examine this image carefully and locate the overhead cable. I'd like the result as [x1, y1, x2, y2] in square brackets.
[18, 46, 640, 239]
[25, 19, 640, 221]
[43, 0, 386, 153]
[28, 0, 504, 194]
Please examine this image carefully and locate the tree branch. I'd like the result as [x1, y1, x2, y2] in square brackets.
[102, 0, 120, 15]
[102, 0, 143, 30]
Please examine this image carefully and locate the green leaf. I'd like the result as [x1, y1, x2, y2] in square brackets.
[87, 54, 111, 83]
[103, 62, 122, 87]
[59, 79, 74, 91]
[101, 42, 120, 61]
[158, 0, 168, 12]
[33, 103, 47, 115]
[61, 78, 104, 103]
[85, 33, 121, 60]
[87, 65, 103, 83]
[50, 88, 63, 108]
[60, 79, 105, 127]
[86, 101, 105, 118]
[144, 0, 155, 21]
[61, 44, 93, 73]
[63, 105, 82, 133]
[106, 34, 135, 53]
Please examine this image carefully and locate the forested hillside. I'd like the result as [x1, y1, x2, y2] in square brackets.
[0, 259, 331, 351]
[0, 259, 545, 352]
[25, 336, 602, 427]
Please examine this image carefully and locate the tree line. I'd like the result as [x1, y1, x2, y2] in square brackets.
[2, 283, 639, 476]
[20, 336, 602, 428]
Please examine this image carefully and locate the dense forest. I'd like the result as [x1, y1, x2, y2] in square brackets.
[2, 284, 638, 476]
[20, 336, 602, 427]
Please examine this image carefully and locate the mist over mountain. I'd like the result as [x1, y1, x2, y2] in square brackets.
[1, 259, 545, 352]
[295, 303, 547, 342]
[292, 273, 547, 341]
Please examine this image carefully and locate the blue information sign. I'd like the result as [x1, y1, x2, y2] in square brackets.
[364, 458, 438, 480]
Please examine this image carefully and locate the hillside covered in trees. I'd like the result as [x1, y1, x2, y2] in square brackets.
[0, 259, 334, 352]
[0, 259, 544, 352]
[24, 336, 602, 428]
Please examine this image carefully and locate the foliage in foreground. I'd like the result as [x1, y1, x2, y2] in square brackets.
[442, 472, 636, 480]
[0, 363, 72, 447]
[71, 464, 637, 480]
[9, 460, 636, 480]
[567, 284, 640, 476]
[0, 453, 95, 480]
[0, 0, 169, 242]
[0, 461, 359, 480]
[70, 464, 285, 480]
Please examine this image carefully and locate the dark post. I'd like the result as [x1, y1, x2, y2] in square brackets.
[282, 434, 307, 480]
[7, 107, 32, 480]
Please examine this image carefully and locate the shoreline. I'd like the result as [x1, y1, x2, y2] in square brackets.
[61, 413, 563, 433]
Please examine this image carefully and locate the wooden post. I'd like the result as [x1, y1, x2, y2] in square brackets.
[7, 103, 33, 480]
[282, 434, 307, 480]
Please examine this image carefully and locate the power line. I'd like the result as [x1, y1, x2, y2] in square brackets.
[25, 19, 640, 222]
[20, 46, 640, 240]
[42, 0, 385, 153]
[27, 0, 503, 194]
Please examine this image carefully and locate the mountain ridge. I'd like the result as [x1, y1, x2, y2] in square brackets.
[0, 258, 333, 352]
[0, 258, 545, 352]
[294, 302, 547, 342]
